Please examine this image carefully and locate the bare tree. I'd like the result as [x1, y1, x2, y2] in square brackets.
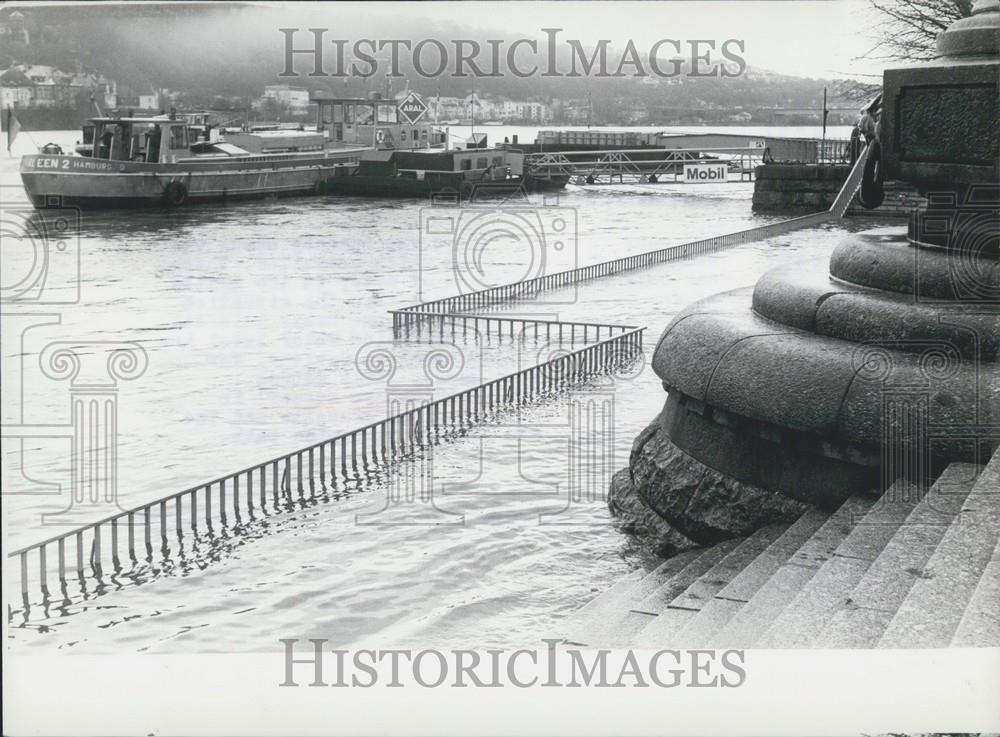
[865, 0, 973, 60]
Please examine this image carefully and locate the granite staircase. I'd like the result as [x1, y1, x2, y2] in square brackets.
[565, 454, 1000, 649]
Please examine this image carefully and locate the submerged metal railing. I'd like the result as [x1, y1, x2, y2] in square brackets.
[389, 310, 637, 342]
[396, 213, 829, 317]
[398, 142, 869, 318]
[8, 326, 644, 613]
[7, 145, 869, 617]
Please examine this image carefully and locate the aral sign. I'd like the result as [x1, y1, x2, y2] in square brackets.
[684, 163, 728, 183]
[397, 92, 428, 125]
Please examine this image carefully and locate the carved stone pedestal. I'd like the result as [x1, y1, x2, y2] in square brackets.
[611, 0, 1000, 552]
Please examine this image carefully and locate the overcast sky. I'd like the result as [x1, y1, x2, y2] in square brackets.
[278, 0, 891, 80]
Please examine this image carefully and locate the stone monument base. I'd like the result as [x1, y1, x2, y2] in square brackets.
[609, 414, 812, 556]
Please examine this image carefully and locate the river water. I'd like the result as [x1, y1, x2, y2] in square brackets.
[3, 126, 887, 653]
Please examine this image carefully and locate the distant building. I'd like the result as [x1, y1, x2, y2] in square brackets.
[0, 84, 31, 108]
[138, 91, 161, 110]
[428, 95, 466, 122]
[463, 92, 494, 120]
[0, 63, 113, 109]
[557, 99, 592, 124]
[254, 85, 311, 115]
[495, 100, 552, 123]
[0, 9, 30, 45]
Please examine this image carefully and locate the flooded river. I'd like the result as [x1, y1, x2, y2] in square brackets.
[2, 126, 888, 652]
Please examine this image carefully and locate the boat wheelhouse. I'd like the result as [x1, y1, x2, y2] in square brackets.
[311, 92, 447, 150]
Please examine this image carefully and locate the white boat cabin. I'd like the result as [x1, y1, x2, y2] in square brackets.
[311, 92, 446, 151]
[87, 115, 208, 164]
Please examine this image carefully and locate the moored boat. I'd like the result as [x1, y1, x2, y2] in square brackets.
[20, 113, 366, 209]
[322, 146, 569, 199]
[309, 91, 568, 199]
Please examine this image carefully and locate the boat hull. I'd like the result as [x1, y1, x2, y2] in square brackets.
[324, 174, 569, 199]
[20, 151, 362, 209]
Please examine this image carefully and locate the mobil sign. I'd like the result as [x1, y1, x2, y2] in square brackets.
[684, 162, 728, 183]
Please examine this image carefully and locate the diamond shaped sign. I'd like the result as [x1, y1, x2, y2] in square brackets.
[397, 92, 428, 125]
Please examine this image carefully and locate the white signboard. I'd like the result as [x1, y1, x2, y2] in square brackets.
[684, 163, 728, 183]
[397, 91, 428, 125]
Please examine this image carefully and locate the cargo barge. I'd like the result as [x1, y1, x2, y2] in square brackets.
[322, 146, 568, 198]
[20, 114, 365, 208]
[311, 92, 567, 198]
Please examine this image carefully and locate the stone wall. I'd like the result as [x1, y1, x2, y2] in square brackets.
[752, 163, 923, 215]
[752, 164, 850, 211]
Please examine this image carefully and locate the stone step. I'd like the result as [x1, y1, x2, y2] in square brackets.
[561, 567, 646, 646]
[879, 459, 1000, 648]
[582, 543, 744, 648]
[669, 507, 834, 648]
[713, 496, 872, 649]
[632, 523, 791, 647]
[950, 534, 1000, 647]
[630, 538, 742, 616]
[951, 450, 1000, 647]
[756, 478, 925, 648]
[562, 547, 706, 647]
[816, 463, 981, 648]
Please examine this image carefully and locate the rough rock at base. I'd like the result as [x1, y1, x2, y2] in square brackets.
[608, 467, 699, 558]
[609, 413, 812, 553]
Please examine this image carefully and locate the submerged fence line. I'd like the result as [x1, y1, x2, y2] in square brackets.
[389, 310, 637, 342]
[9, 146, 870, 612]
[397, 144, 869, 317]
[8, 327, 644, 607]
[397, 213, 831, 316]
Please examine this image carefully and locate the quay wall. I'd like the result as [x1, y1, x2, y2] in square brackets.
[752, 163, 922, 215]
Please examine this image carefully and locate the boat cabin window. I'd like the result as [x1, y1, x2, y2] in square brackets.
[95, 121, 126, 161]
[123, 122, 157, 162]
[168, 125, 188, 150]
[460, 159, 471, 171]
[90, 120, 197, 163]
[477, 157, 488, 169]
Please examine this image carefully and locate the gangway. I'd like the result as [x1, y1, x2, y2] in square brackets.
[524, 147, 764, 185]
